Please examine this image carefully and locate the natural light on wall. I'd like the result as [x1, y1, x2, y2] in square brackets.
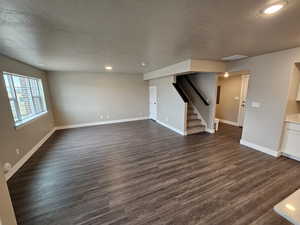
[3, 72, 47, 127]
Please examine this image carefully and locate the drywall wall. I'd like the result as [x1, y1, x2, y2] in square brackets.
[0, 54, 54, 172]
[285, 63, 300, 115]
[0, 166, 17, 225]
[144, 60, 191, 80]
[228, 47, 300, 153]
[47, 72, 149, 126]
[190, 60, 227, 73]
[186, 73, 218, 130]
[149, 76, 186, 133]
[144, 59, 226, 80]
[216, 75, 242, 123]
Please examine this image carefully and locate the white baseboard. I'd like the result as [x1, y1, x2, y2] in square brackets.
[219, 119, 239, 127]
[55, 117, 149, 130]
[240, 139, 280, 157]
[156, 120, 185, 136]
[5, 128, 56, 180]
[281, 152, 300, 162]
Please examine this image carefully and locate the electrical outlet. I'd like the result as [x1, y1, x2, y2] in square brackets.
[106, 115, 110, 119]
[3, 162, 12, 172]
[99, 115, 104, 119]
[16, 148, 21, 155]
[166, 117, 169, 122]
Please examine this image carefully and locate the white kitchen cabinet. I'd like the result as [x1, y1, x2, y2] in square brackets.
[281, 120, 300, 161]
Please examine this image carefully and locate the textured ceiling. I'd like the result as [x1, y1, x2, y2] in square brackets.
[0, 0, 300, 73]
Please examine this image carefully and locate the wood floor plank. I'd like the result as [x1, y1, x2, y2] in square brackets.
[8, 120, 300, 225]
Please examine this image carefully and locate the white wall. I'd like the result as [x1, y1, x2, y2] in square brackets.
[47, 72, 149, 127]
[0, 166, 17, 225]
[228, 47, 300, 153]
[149, 76, 186, 134]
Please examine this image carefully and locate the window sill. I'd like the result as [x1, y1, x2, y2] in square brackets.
[15, 112, 48, 130]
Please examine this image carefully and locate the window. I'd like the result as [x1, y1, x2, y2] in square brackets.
[3, 72, 47, 127]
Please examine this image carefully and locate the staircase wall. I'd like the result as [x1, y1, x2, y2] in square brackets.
[149, 75, 186, 134]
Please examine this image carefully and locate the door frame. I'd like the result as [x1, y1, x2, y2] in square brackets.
[237, 75, 250, 127]
[149, 86, 157, 120]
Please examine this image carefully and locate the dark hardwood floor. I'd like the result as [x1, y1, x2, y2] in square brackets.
[8, 120, 300, 225]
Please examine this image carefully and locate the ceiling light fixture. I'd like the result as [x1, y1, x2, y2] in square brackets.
[263, 2, 287, 15]
[105, 66, 112, 70]
[141, 62, 146, 67]
[224, 72, 229, 78]
[221, 55, 248, 61]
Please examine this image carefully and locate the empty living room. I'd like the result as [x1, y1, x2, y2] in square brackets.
[2, 1, 300, 225]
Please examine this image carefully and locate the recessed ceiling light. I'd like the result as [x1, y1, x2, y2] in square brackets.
[105, 66, 112, 70]
[141, 62, 146, 67]
[224, 72, 229, 78]
[221, 55, 248, 61]
[263, 2, 286, 15]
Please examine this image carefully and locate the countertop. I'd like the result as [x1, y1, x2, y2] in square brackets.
[274, 189, 300, 225]
[286, 114, 300, 124]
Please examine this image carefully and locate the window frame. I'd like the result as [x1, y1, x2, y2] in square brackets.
[3, 72, 48, 128]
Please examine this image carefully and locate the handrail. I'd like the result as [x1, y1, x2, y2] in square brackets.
[184, 77, 210, 106]
[172, 83, 189, 103]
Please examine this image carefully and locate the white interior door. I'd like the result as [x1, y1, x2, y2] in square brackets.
[238, 75, 250, 127]
[149, 86, 157, 120]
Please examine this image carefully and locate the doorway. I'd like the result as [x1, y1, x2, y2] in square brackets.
[215, 72, 250, 129]
[149, 86, 157, 120]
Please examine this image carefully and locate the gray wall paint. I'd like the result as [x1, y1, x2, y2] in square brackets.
[0, 54, 54, 169]
[47, 72, 149, 126]
[187, 73, 218, 130]
[216, 75, 242, 123]
[228, 47, 300, 152]
[149, 76, 186, 133]
[0, 166, 17, 225]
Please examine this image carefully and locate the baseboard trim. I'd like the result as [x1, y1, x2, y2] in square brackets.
[240, 139, 280, 157]
[219, 119, 239, 127]
[281, 152, 300, 162]
[55, 117, 149, 130]
[5, 128, 56, 180]
[156, 120, 185, 136]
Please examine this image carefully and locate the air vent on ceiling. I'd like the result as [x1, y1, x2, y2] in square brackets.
[221, 55, 248, 61]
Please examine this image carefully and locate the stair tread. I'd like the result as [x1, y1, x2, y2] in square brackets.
[186, 126, 205, 135]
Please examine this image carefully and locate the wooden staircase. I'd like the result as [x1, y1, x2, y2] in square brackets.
[187, 105, 206, 135]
